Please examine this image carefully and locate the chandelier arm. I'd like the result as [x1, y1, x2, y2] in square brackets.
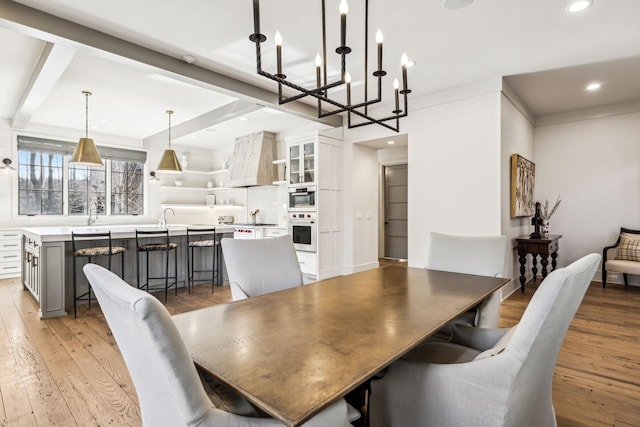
[318, 96, 382, 117]
[260, 70, 346, 104]
[264, 69, 405, 132]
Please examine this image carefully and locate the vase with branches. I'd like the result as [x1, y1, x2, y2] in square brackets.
[538, 196, 561, 235]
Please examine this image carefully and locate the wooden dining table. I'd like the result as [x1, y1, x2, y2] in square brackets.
[172, 265, 510, 426]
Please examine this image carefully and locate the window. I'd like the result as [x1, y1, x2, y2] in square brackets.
[111, 160, 143, 215]
[17, 135, 147, 217]
[69, 164, 106, 215]
[18, 151, 64, 215]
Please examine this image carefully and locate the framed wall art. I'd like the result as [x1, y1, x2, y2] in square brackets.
[510, 154, 535, 218]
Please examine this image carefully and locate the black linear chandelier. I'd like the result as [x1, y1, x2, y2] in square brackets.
[250, 0, 411, 132]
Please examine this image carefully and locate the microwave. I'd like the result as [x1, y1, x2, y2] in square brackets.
[288, 186, 316, 212]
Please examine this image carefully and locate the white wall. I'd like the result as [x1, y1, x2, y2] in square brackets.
[534, 109, 640, 285]
[349, 143, 380, 272]
[0, 121, 13, 225]
[500, 93, 535, 297]
[343, 81, 503, 269]
[406, 92, 502, 267]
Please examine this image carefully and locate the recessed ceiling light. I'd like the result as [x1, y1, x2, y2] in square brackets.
[443, 0, 473, 10]
[586, 82, 602, 91]
[387, 140, 395, 145]
[566, 0, 593, 13]
[239, 117, 248, 121]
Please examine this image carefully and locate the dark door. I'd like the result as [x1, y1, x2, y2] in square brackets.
[384, 164, 408, 259]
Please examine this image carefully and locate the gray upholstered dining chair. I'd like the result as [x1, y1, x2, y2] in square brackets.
[83, 263, 354, 427]
[369, 253, 601, 427]
[426, 232, 509, 329]
[221, 235, 303, 301]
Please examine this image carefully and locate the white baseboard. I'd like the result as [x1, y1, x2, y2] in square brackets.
[342, 261, 380, 275]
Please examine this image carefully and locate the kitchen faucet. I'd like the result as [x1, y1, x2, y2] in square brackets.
[160, 207, 175, 229]
[87, 201, 98, 225]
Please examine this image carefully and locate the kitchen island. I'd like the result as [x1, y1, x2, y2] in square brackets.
[21, 224, 235, 318]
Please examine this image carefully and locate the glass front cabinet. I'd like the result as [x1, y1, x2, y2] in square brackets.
[288, 141, 315, 185]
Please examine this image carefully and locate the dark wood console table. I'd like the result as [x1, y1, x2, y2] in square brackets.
[515, 234, 562, 292]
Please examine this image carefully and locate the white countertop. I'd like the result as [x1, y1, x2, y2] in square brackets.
[21, 224, 236, 242]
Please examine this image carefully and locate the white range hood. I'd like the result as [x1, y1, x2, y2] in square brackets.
[226, 131, 278, 187]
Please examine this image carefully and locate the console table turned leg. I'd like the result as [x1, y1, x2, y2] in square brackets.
[531, 255, 538, 281]
[519, 254, 527, 292]
[551, 252, 558, 271]
[541, 255, 550, 279]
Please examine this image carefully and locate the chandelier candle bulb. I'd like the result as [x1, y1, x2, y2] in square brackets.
[393, 78, 400, 113]
[275, 31, 283, 77]
[339, 0, 348, 52]
[376, 30, 384, 74]
[345, 72, 352, 106]
[315, 54, 322, 89]
[401, 53, 409, 93]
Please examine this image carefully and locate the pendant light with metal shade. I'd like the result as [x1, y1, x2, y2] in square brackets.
[70, 91, 104, 167]
[156, 110, 182, 173]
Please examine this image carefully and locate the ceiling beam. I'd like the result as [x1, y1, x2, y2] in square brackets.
[143, 101, 263, 147]
[11, 41, 76, 129]
[0, 0, 342, 129]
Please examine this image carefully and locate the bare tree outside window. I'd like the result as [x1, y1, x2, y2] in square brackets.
[18, 151, 63, 215]
[111, 160, 144, 215]
[69, 163, 106, 215]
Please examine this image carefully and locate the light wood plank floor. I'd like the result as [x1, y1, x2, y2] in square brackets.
[0, 273, 638, 426]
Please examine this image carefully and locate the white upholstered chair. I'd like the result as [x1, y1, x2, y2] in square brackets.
[369, 253, 601, 427]
[426, 232, 509, 329]
[221, 235, 303, 301]
[83, 263, 353, 427]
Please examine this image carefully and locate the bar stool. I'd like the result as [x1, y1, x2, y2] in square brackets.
[135, 229, 178, 303]
[72, 231, 125, 318]
[186, 227, 220, 293]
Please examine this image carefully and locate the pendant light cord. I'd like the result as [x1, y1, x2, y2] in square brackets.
[82, 91, 92, 139]
[166, 110, 174, 149]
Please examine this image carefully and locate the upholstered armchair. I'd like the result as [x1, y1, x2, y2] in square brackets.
[369, 253, 601, 427]
[426, 232, 509, 329]
[602, 227, 640, 288]
[221, 235, 303, 301]
[83, 263, 353, 427]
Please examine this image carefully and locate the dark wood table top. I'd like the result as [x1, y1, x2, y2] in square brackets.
[172, 266, 510, 426]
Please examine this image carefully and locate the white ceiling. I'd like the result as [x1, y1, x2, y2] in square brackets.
[1, 0, 640, 152]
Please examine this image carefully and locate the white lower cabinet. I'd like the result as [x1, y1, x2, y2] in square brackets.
[0, 229, 22, 279]
[296, 250, 317, 283]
